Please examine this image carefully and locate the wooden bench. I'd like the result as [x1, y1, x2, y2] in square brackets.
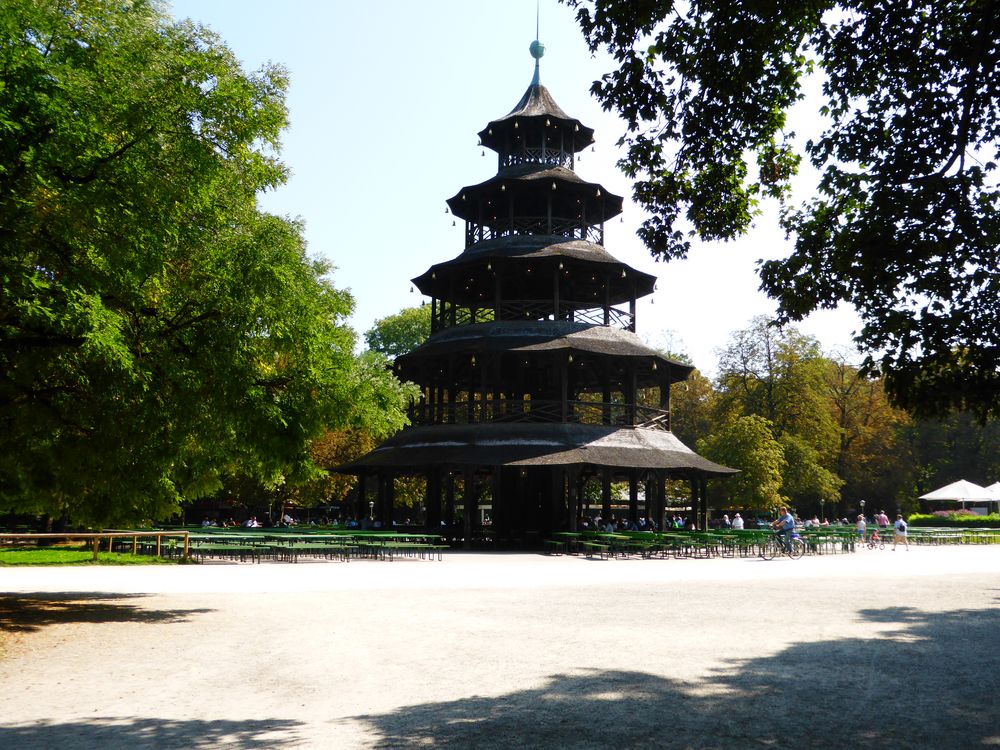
[543, 539, 567, 555]
[580, 541, 610, 559]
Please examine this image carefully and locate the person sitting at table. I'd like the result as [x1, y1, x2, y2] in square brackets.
[731, 513, 744, 530]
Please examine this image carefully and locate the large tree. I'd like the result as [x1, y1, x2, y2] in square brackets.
[567, 0, 1000, 419]
[364, 304, 432, 358]
[0, 1, 410, 526]
[698, 414, 786, 511]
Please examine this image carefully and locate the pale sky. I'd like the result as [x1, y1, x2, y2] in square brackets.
[167, 0, 863, 376]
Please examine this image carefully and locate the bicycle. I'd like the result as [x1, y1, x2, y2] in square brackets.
[759, 529, 806, 560]
[866, 528, 885, 550]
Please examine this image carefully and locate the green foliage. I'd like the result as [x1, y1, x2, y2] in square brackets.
[716, 318, 839, 465]
[0, 1, 413, 527]
[778, 433, 843, 506]
[364, 304, 432, 358]
[568, 0, 1000, 419]
[906, 513, 1000, 528]
[0, 547, 174, 565]
[698, 414, 785, 511]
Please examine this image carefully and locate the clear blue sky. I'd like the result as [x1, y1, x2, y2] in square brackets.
[166, 0, 861, 375]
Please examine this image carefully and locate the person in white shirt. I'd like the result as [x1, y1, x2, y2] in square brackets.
[893, 514, 909, 550]
[731, 513, 744, 530]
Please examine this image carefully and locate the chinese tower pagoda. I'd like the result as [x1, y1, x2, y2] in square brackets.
[339, 39, 734, 546]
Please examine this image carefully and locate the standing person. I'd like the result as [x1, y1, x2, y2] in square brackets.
[877, 510, 890, 529]
[732, 513, 744, 530]
[893, 514, 910, 550]
[856, 514, 867, 546]
[771, 507, 795, 553]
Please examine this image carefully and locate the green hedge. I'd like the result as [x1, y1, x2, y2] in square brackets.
[907, 513, 1000, 528]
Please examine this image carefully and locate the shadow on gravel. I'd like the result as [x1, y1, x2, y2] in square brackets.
[355, 603, 1000, 749]
[0, 717, 303, 749]
[0, 592, 213, 633]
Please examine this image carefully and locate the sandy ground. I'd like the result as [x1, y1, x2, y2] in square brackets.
[1, 546, 998, 749]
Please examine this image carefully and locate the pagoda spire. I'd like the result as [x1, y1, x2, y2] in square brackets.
[529, 2, 544, 86]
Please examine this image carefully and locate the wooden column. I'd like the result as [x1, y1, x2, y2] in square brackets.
[425, 470, 442, 533]
[602, 468, 613, 519]
[628, 469, 639, 524]
[553, 263, 560, 320]
[445, 472, 456, 528]
[700, 478, 708, 531]
[491, 466, 503, 540]
[656, 471, 667, 531]
[462, 468, 476, 550]
[560, 354, 569, 422]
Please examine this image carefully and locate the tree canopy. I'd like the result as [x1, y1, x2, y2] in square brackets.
[364, 304, 432, 358]
[567, 0, 1000, 419]
[0, 1, 411, 526]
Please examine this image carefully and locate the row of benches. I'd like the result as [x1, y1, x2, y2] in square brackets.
[116, 538, 447, 563]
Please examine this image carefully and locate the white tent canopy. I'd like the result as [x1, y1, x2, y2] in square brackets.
[919, 479, 997, 512]
[919, 479, 995, 501]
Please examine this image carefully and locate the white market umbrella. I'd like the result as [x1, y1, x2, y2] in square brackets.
[985, 483, 1000, 513]
[919, 479, 995, 510]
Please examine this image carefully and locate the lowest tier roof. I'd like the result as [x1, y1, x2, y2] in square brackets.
[336, 423, 736, 476]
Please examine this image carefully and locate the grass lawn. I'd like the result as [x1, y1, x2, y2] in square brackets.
[0, 546, 175, 566]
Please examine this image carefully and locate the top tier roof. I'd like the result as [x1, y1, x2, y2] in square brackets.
[477, 44, 595, 154]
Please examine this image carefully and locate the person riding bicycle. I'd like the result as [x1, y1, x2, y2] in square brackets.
[770, 507, 795, 553]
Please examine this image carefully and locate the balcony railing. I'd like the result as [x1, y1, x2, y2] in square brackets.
[466, 217, 603, 247]
[409, 399, 670, 431]
[499, 149, 573, 170]
[435, 301, 634, 332]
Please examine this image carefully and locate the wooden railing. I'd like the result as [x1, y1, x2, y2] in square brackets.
[0, 530, 190, 560]
[409, 399, 669, 430]
[435, 301, 634, 332]
[465, 217, 603, 246]
[500, 150, 573, 170]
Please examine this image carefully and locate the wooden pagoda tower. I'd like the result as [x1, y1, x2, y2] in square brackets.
[338, 39, 734, 545]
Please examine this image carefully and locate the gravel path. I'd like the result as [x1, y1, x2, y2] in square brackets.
[1, 546, 998, 749]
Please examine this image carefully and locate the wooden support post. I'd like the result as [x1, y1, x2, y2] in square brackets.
[463, 468, 475, 550]
[602, 468, 612, 519]
[92, 536, 99, 561]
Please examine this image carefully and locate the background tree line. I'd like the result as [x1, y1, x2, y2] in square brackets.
[671, 317, 1000, 518]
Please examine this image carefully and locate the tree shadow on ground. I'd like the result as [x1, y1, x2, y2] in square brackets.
[0, 717, 304, 749]
[354, 602, 1000, 749]
[0, 592, 213, 633]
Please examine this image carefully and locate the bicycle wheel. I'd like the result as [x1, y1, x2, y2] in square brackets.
[758, 537, 777, 560]
[788, 538, 806, 560]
